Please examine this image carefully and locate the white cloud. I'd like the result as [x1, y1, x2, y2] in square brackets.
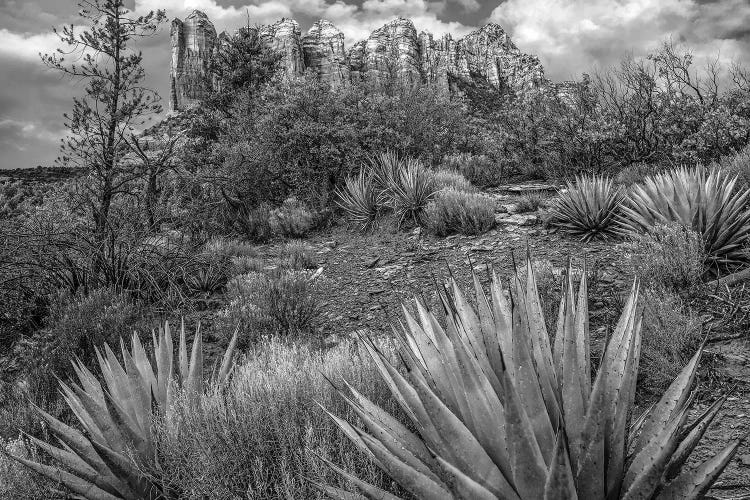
[490, 0, 750, 80]
[0, 28, 61, 62]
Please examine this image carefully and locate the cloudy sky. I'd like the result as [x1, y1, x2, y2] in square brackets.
[1, 0, 749, 170]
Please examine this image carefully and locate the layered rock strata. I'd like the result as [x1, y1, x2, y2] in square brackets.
[170, 11, 564, 111]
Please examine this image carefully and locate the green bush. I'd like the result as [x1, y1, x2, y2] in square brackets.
[424, 188, 496, 236]
[621, 222, 705, 292]
[441, 153, 505, 188]
[155, 338, 405, 499]
[222, 271, 321, 345]
[638, 287, 704, 394]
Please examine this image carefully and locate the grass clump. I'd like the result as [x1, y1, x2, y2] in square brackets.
[278, 240, 317, 270]
[155, 338, 405, 499]
[269, 197, 317, 238]
[441, 153, 504, 188]
[424, 188, 495, 236]
[223, 270, 321, 345]
[639, 287, 704, 394]
[430, 169, 476, 193]
[621, 222, 705, 292]
[515, 191, 548, 213]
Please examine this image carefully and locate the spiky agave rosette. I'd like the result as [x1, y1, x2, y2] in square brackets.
[318, 260, 744, 499]
[8, 321, 238, 500]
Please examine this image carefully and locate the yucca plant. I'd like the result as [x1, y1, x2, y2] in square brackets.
[387, 158, 437, 228]
[336, 170, 382, 232]
[9, 321, 238, 500]
[318, 260, 743, 499]
[620, 166, 750, 268]
[550, 175, 624, 242]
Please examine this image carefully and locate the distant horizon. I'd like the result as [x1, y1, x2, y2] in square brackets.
[2, 0, 750, 170]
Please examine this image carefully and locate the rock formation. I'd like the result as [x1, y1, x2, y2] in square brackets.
[170, 10, 217, 111]
[259, 18, 305, 78]
[302, 20, 349, 86]
[169, 11, 572, 111]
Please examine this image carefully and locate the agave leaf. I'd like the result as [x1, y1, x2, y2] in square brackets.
[178, 319, 189, 385]
[309, 481, 369, 500]
[633, 345, 703, 455]
[90, 440, 150, 498]
[500, 355, 548, 499]
[436, 456, 505, 500]
[217, 325, 239, 384]
[621, 405, 690, 499]
[544, 430, 579, 500]
[185, 323, 204, 395]
[663, 395, 726, 481]
[317, 454, 405, 500]
[7, 454, 121, 500]
[657, 437, 744, 500]
[355, 428, 451, 499]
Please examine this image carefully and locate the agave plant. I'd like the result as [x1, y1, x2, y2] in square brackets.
[549, 175, 624, 242]
[318, 261, 743, 499]
[10, 321, 238, 500]
[619, 166, 750, 268]
[336, 169, 382, 232]
[387, 158, 437, 228]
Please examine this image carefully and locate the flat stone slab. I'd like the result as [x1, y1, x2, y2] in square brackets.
[494, 183, 559, 194]
[495, 214, 540, 226]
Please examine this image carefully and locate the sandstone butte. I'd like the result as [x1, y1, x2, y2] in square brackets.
[169, 10, 581, 111]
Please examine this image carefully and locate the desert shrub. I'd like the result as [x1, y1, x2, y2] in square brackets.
[615, 162, 660, 186]
[430, 169, 476, 193]
[14, 288, 143, 394]
[336, 170, 381, 232]
[442, 153, 505, 188]
[424, 188, 496, 236]
[621, 222, 705, 291]
[639, 287, 704, 394]
[202, 237, 258, 258]
[386, 158, 437, 228]
[620, 166, 750, 268]
[240, 203, 274, 242]
[268, 197, 317, 238]
[549, 174, 624, 241]
[0, 437, 55, 499]
[230, 255, 265, 276]
[515, 191, 548, 212]
[278, 240, 316, 270]
[155, 338, 405, 499]
[717, 144, 750, 190]
[222, 271, 321, 344]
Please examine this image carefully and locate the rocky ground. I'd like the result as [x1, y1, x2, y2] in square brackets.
[217, 182, 750, 496]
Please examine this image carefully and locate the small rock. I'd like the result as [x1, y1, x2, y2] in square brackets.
[739, 454, 750, 466]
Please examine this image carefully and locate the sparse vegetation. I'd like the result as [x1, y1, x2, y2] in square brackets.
[424, 188, 496, 236]
[620, 166, 750, 268]
[621, 222, 706, 291]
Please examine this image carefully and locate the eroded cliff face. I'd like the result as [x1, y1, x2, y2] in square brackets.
[302, 20, 349, 86]
[170, 10, 217, 111]
[170, 11, 561, 111]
